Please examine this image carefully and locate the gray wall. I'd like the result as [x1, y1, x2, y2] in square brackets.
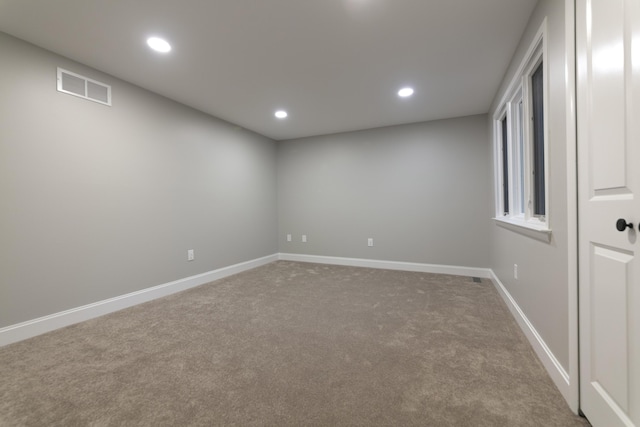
[278, 115, 491, 267]
[488, 0, 571, 371]
[0, 33, 278, 327]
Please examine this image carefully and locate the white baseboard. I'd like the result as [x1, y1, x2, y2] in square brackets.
[489, 270, 571, 404]
[278, 253, 492, 278]
[0, 254, 278, 347]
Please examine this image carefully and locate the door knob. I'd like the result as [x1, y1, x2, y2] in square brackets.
[616, 218, 633, 231]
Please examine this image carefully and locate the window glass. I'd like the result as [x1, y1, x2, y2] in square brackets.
[501, 116, 509, 215]
[518, 99, 525, 214]
[531, 62, 545, 216]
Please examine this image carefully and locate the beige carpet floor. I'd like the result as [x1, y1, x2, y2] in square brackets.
[0, 261, 589, 426]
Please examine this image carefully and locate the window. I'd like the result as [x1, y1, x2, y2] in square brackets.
[531, 62, 545, 217]
[501, 115, 509, 215]
[493, 22, 548, 237]
[516, 98, 525, 214]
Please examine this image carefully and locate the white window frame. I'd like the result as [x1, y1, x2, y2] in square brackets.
[493, 19, 550, 241]
[496, 106, 509, 216]
[508, 87, 526, 219]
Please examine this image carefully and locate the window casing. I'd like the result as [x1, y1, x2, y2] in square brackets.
[493, 21, 549, 238]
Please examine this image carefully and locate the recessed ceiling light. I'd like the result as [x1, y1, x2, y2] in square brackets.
[147, 37, 171, 53]
[275, 110, 288, 119]
[398, 87, 414, 97]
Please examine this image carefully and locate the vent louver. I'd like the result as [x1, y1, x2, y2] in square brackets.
[57, 68, 111, 106]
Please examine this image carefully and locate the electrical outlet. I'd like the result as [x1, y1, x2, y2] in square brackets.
[302, 235, 307, 243]
[368, 238, 374, 247]
[188, 249, 195, 261]
[514, 264, 518, 279]
[286, 234, 292, 242]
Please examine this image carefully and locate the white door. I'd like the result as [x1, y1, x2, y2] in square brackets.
[577, 0, 640, 426]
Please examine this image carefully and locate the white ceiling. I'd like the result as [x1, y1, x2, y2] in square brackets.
[0, 0, 537, 141]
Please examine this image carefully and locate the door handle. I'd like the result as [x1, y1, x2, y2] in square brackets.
[616, 218, 633, 231]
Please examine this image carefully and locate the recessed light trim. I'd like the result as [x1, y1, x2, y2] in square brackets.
[147, 37, 172, 53]
[275, 110, 288, 119]
[398, 87, 414, 97]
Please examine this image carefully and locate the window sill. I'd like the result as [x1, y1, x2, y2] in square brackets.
[493, 217, 552, 243]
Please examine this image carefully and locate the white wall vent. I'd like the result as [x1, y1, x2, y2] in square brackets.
[56, 68, 111, 106]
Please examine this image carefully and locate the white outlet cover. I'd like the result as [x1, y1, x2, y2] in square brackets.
[287, 234, 292, 242]
[302, 235, 307, 242]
